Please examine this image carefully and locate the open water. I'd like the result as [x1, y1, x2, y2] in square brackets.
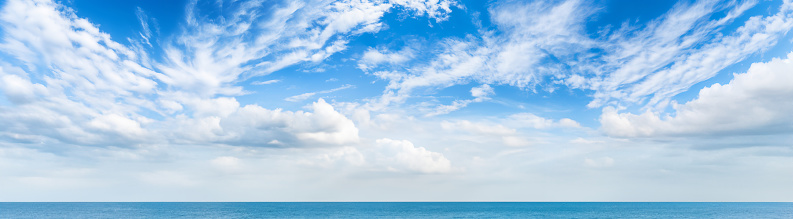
[1, 202, 792, 218]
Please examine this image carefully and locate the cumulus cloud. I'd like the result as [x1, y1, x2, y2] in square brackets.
[470, 84, 494, 99]
[179, 98, 360, 147]
[374, 138, 452, 173]
[601, 52, 793, 138]
[87, 114, 149, 141]
[0, 74, 47, 104]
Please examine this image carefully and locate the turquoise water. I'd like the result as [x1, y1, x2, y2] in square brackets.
[1, 202, 792, 218]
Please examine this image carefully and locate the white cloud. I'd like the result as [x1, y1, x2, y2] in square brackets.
[359, 0, 793, 117]
[470, 84, 494, 99]
[423, 100, 470, 117]
[424, 84, 495, 116]
[149, 0, 457, 109]
[1, 0, 792, 202]
[0, 0, 164, 147]
[374, 138, 452, 174]
[359, 0, 594, 113]
[588, 0, 793, 109]
[508, 113, 581, 129]
[558, 118, 582, 128]
[601, 52, 793, 138]
[358, 47, 415, 71]
[87, 114, 149, 140]
[0, 0, 453, 149]
[285, 84, 354, 102]
[441, 120, 532, 147]
[501, 136, 531, 147]
[186, 97, 241, 118]
[0, 74, 47, 104]
[199, 98, 361, 147]
[285, 93, 317, 103]
[135, 7, 155, 47]
[390, 0, 457, 22]
[251, 79, 281, 85]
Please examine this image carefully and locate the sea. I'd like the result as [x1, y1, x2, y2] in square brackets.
[1, 202, 792, 218]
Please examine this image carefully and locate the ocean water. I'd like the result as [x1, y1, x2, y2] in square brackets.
[1, 202, 792, 218]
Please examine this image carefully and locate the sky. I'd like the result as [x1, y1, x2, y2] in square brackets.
[0, 0, 791, 201]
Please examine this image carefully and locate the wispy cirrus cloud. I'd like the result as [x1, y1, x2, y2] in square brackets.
[358, 0, 596, 112]
[285, 84, 354, 102]
[251, 79, 281, 85]
[359, 0, 793, 118]
[0, 0, 457, 149]
[587, 0, 793, 109]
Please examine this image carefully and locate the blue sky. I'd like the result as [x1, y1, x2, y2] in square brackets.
[0, 0, 792, 201]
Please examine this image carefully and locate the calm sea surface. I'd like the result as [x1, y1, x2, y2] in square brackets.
[1, 202, 791, 218]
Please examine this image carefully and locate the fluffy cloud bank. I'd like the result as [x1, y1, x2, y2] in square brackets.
[373, 138, 452, 173]
[209, 99, 360, 147]
[302, 138, 453, 174]
[601, 52, 793, 138]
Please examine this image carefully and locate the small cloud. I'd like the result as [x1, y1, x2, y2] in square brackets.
[251, 79, 281, 85]
[357, 47, 415, 71]
[471, 84, 494, 99]
[424, 84, 496, 117]
[558, 118, 581, 128]
[285, 84, 354, 102]
[374, 138, 452, 174]
[285, 92, 317, 102]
